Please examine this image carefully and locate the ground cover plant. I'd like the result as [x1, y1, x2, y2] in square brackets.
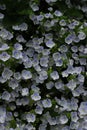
[0, 0, 87, 129]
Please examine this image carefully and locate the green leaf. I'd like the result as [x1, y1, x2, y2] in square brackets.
[10, 119, 16, 128]
[65, 8, 83, 20]
[18, 9, 33, 15]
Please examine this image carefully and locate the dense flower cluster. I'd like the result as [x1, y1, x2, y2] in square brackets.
[0, 0, 87, 129]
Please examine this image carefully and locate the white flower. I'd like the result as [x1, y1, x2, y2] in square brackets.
[14, 43, 23, 50]
[8, 79, 18, 89]
[26, 48, 35, 57]
[40, 56, 49, 67]
[78, 31, 86, 40]
[84, 48, 87, 54]
[21, 70, 32, 80]
[45, 40, 55, 48]
[59, 115, 68, 124]
[37, 15, 44, 21]
[21, 97, 29, 106]
[74, 67, 82, 74]
[26, 113, 36, 123]
[39, 70, 48, 80]
[0, 29, 13, 40]
[0, 29, 8, 39]
[71, 45, 78, 53]
[71, 112, 78, 122]
[0, 4, 6, 10]
[79, 58, 86, 65]
[67, 79, 77, 90]
[0, 44, 10, 51]
[67, 65, 75, 74]
[46, 81, 54, 89]
[54, 10, 62, 17]
[23, 124, 35, 130]
[0, 13, 4, 19]
[0, 107, 6, 123]
[2, 68, 13, 80]
[12, 50, 22, 59]
[0, 52, 11, 61]
[51, 0, 57, 2]
[55, 59, 63, 67]
[21, 88, 29, 96]
[79, 102, 87, 116]
[55, 81, 64, 89]
[45, 0, 51, 3]
[23, 59, 32, 68]
[42, 99, 52, 108]
[0, 76, 7, 83]
[16, 35, 26, 43]
[50, 71, 59, 80]
[5, 31, 13, 40]
[2, 91, 11, 101]
[35, 105, 43, 114]
[65, 35, 73, 44]
[14, 72, 21, 80]
[31, 84, 40, 92]
[62, 70, 68, 77]
[59, 19, 66, 26]
[53, 52, 61, 61]
[44, 13, 52, 18]
[31, 92, 41, 101]
[59, 45, 68, 52]
[19, 22, 28, 31]
[77, 74, 85, 82]
[12, 25, 20, 30]
[39, 124, 47, 130]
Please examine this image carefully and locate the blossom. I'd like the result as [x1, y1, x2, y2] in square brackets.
[0, 52, 11, 61]
[0, 44, 10, 51]
[50, 71, 59, 80]
[21, 88, 29, 96]
[31, 92, 41, 101]
[0, 107, 6, 123]
[79, 102, 87, 116]
[0, 13, 4, 19]
[42, 99, 52, 108]
[2, 68, 13, 80]
[26, 113, 36, 123]
[45, 40, 55, 48]
[21, 70, 32, 80]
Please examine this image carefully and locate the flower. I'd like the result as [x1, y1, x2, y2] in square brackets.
[45, 40, 55, 48]
[0, 13, 4, 19]
[2, 91, 11, 101]
[79, 102, 87, 116]
[0, 52, 11, 61]
[46, 81, 54, 89]
[65, 34, 73, 44]
[12, 50, 22, 59]
[26, 113, 36, 123]
[0, 107, 6, 123]
[31, 92, 41, 101]
[78, 31, 86, 40]
[14, 43, 23, 50]
[54, 10, 62, 17]
[2, 68, 13, 80]
[19, 22, 28, 31]
[8, 78, 18, 89]
[35, 105, 43, 114]
[50, 71, 59, 80]
[0, 44, 10, 51]
[59, 115, 68, 124]
[21, 70, 32, 80]
[42, 99, 52, 108]
[21, 88, 29, 96]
